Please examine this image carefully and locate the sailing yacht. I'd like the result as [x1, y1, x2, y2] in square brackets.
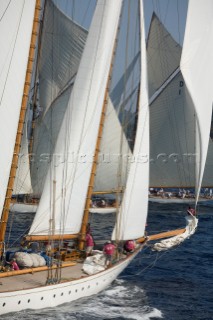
[0, 0, 211, 315]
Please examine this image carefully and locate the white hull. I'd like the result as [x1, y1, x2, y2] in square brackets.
[10, 203, 37, 213]
[89, 207, 117, 214]
[0, 248, 140, 315]
[149, 197, 210, 204]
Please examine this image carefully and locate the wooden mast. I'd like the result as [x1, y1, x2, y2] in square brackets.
[78, 19, 121, 251]
[0, 1, 42, 255]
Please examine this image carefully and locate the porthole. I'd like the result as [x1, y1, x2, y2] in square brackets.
[41, 297, 44, 300]
[53, 294, 56, 298]
[69, 291, 71, 295]
[61, 293, 63, 296]
[28, 299, 30, 303]
[18, 301, 21, 304]
[75, 289, 78, 293]
[96, 282, 98, 286]
[87, 285, 90, 289]
[3, 303, 6, 307]
[81, 287, 84, 291]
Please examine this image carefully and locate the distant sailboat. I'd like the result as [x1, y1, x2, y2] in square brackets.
[0, 0, 211, 315]
[147, 11, 213, 204]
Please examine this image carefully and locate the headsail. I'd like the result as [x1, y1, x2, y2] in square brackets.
[29, 0, 122, 236]
[180, 0, 213, 203]
[0, 1, 36, 215]
[112, 0, 149, 240]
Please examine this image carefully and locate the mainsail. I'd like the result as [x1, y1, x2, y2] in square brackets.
[0, 1, 36, 214]
[31, 0, 88, 195]
[29, 0, 122, 236]
[180, 0, 213, 202]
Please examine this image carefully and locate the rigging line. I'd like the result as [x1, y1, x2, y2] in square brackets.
[0, 0, 12, 22]
[0, 1, 25, 107]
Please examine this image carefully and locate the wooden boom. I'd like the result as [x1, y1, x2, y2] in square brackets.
[137, 228, 186, 243]
[0, 261, 76, 278]
[24, 234, 79, 242]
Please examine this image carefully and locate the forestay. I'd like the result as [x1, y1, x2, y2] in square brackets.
[0, 1, 36, 215]
[29, 0, 122, 236]
[180, 0, 213, 202]
[112, 0, 149, 240]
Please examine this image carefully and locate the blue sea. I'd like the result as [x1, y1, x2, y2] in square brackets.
[2, 202, 213, 320]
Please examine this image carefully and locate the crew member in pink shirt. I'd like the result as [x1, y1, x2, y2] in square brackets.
[123, 240, 136, 254]
[103, 241, 116, 267]
[10, 258, 19, 271]
[85, 232, 94, 257]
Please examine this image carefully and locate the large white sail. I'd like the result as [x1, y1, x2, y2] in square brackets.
[29, 0, 122, 236]
[94, 98, 131, 192]
[113, 0, 149, 240]
[31, 85, 73, 195]
[0, 1, 36, 216]
[38, 0, 88, 115]
[147, 13, 182, 97]
[180, 0, 213, 202]
[149, 72, 195, 188]
[31, 0, 88, 195]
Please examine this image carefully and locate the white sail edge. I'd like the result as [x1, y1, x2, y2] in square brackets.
[0, 0, 36, 217]
[180, 0, 213, 204]
[29, 0, 123, 236]
[112, 0, 149, 241]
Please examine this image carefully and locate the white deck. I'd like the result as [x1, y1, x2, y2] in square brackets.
[0, 262, 84, 293]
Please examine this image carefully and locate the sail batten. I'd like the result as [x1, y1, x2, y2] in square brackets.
[29, 0, 122, 236]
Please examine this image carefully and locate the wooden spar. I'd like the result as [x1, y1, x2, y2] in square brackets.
[78, 17, 121, 251]
[24, 233, 78, 242]
[136, 228, 186, 243]
[92, 189, 124, 195]
[29, 0, 47, 160]
[0, 261, 76, 278]
[0, 1, 42, 254]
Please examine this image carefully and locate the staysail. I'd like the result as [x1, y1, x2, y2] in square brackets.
[112, 0, 149, 240]
[0, 1, 36, 215]
[180, 0, 213, 202]
[29, 0, 122, 236]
